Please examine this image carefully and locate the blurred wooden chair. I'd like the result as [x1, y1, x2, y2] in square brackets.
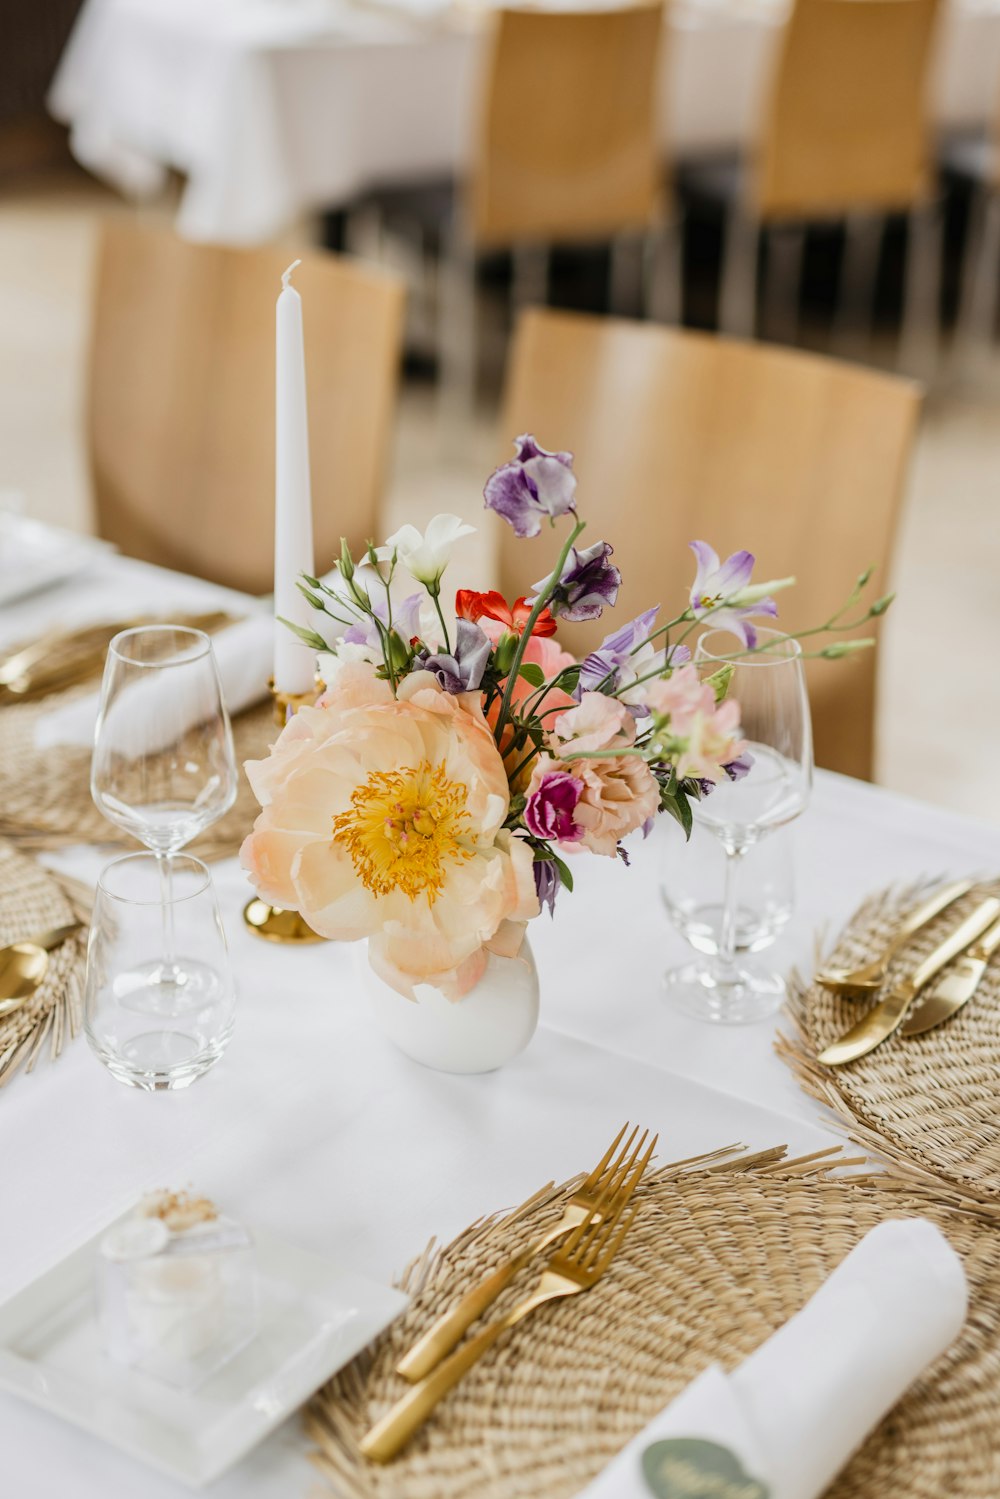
[361, 4, 677, 407]
[88, 220, 405, 594]
[703, 0, 942, 371]
[498, 308, 920, 780]
[947, 103, 1000, 374]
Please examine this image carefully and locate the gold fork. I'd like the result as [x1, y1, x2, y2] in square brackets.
[396, 1122, 649, 1382]
[361, 1163, 644, 1463]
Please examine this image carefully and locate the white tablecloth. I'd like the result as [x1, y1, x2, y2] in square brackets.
[50, 0, 1000, 243]
[3, 550, 998, 1498]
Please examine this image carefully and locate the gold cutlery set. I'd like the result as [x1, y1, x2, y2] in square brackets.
[360, 1123, 656, 1463]
[0, 612, 236, 704]
[816, 879, 1000, 1066]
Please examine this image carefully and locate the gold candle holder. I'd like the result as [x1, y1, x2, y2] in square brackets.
[243, 676, 327, 944]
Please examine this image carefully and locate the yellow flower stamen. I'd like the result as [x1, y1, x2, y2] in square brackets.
[331, 760, 472, 903]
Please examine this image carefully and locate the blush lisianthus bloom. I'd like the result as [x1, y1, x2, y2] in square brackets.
[241, 662, 538, 1000]
[642, 665, 748, 784]
[547, 694, 660, 856]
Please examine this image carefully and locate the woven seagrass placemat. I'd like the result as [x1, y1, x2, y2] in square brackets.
[777, 879, 1000, 1196]
[307, 1147, 1000, 1499]
[0, 839, 91, 1084]
[0, 691, 274, 862]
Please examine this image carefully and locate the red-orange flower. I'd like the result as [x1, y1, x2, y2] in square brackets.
[455, 589, 557, 638]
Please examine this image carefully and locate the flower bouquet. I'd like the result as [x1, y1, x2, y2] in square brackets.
[242, 436, 889, 1067]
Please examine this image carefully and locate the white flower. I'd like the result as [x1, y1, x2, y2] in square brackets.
[386, 514, 476, 590]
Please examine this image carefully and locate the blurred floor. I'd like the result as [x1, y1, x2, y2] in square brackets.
[2, 178, 998, 824]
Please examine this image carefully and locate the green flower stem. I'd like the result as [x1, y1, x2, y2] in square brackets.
[493, 519, 586, 746]
[430, 587, 451, 655]
[507, 744, 543, 782]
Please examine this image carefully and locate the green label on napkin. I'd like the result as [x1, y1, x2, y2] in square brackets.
[641, 1438, 769, 1499]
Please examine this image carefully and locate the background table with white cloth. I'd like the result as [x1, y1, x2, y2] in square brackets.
[50, 0, 1000, 244]
[3, 550, 998, 1499]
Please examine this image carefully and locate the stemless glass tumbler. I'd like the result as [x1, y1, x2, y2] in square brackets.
[663, 627, 813, 1024]
[91, 626, 237, 1008]
[85, 853, 235, 1089]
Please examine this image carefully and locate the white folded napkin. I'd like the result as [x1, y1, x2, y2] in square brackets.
[34, 613, 276, 751]
[578, 1218, 966, 1499]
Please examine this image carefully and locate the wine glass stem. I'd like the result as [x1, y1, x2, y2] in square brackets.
[156, 851, 178, 976]
[717, 845, 747, 978]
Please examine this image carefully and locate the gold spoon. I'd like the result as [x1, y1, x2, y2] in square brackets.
[0, 924, 81, 1016]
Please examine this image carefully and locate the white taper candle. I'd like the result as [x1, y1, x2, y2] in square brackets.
[273, 259, 316, 696]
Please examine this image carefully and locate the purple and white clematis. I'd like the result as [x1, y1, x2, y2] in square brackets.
[532, 540, 621, 623]
[417, 618, 492, 694]
[688, 542, 778, 649]
[484, 435, 577, 539]
[575, 606, 692, 699]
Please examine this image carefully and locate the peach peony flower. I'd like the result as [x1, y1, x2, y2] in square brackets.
[241, 662, 539, 1000]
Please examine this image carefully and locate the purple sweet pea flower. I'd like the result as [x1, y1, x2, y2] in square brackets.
[689, 541, 778, 649]
[523, 769, 584, 842]
[532, 540, 621, 624]
[342, 593, 424, 650]
[484, 435, 577, 539]
[723, 751, 754, 781]
[533, 857, 562, 917]
[417, 618, 491, 694]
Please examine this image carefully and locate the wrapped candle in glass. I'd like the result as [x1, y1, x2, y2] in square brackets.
[97, 1190, 257, 1389]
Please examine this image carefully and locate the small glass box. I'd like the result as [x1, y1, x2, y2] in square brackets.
[97, 1191, 257, 1390]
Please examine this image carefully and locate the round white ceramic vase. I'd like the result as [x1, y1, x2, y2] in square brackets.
[358, 937, 539, 1074]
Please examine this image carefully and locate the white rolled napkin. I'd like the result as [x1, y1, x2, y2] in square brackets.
[579, 1218, 967, 1499]
[35, 613, 277, 751]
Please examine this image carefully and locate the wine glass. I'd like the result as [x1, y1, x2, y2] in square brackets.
[85, 853, 235, 1090]
[660, 819, 794, 957]
[91, 626, 237, 1012]
[663, 626, 813, 1023]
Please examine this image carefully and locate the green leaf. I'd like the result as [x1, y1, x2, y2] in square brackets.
[704, 663, 734, 703]
[518, 662, 546, 688]
[661, 790, 694, 840]
[276, 617, 327, 652]
[551, 853, 574, 893]
[559, 666, 581, 693]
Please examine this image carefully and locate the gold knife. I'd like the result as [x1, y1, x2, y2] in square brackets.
[817, 896, 1000, 1066]
[900, 915, 1000, 1036]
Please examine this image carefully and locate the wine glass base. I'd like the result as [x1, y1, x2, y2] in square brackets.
[88, 1026, 232, 1091]
[663, 962, 786, 1025]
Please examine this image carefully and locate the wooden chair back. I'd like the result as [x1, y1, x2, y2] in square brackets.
[755, 0, 941, 220]
[499, 309, 920, 781]
[88, 221, 405, 595]
[469, 5, 664, 249]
